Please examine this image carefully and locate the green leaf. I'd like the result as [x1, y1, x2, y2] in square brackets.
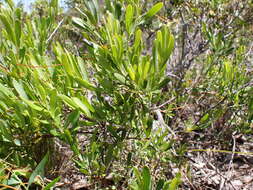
[58, 94, 94, 116]
[105, 144, 114, 167]
[72, 17, 85, 29]
[125, 4, 134, 35]
[168, 173, 181, 190]
[157, 77, 170, 89]
[153, 26, 174, 70]
[133, 167, 142, 185]
[162, 182, 170, 190]
[58, 94, 78, 108]
[15, 9, 22, 47]
[127, 65, 135, 81]
[44, 176, 61, 190]
[12, 79, 28, 100]
[22, 99, 44, 112]
[144, 2, 163, 20]
[72, 76, 97, 91]
[72, 17, 94, 32]
[81, 97, 95, 112]
[199, 113, 209, 123]
[64, 129, 80, 155]
[0, 83, 14, 97]
[72, 97, 91, 116]
[49, 89, 58, 116]
[6, 0, 15, 9]
[0, 14, 16, 45]
[224, 60, 234, 82]
[142, 166, 152, 190]
[165, 32, 174, 59]
[134, 29, 142, 49]
[160, 142, 171, 151]
[64, 129, 73, 144]
[84, 0, 99, 24]
[114, 73, 126, 84]
[65, 110, 80, 128]
[28, 152, 49, 188]
[61, 53, 73, 75]
[156, 179, 165, 190]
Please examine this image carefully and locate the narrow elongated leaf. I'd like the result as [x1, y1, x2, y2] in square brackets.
[134, 29, 142, 49]
[105, 144, 114, 167]
[72, 76, 96, 91]
[156, 179, 165, 190]
[162, 182, 170, 190]
[125, 4, 134, 34]
[114, 73, 126, 84]
[144, 2, 163, 20]
[133, 167, 142, 184]
[168, 173, 181, 190]
[80, 97, 95, 112]
[157, 77, 170, 89]
[127, 65, 135, 81]
[49, 89, 57, 115]
[72, 97, 91, 116]
[58, 94, 78, 109]
[142, 61, 150, 81]
[65, 110, 80, 128]
[224, 60, 233, 82]
[0, 83, 14, 97]
[44, 176, 61, 190]
[61, 53, 73, 75]
[58, 95, 93, 116]
[6, 0, 15, 9]
[12, 79, 28, 99]
[28, 152, 49, 188]
[168, 35, 174, 57]
[22, 99, 44, 112]
[142, 166, 152, 190]
[77, 57, 89, 80]
[15, 9, 22, 47]
[72, 17, 93, 32]
[84, 0, 98, 24]
[0, 14, 16, 45]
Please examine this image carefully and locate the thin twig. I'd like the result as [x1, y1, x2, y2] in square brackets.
[151, 97, 175, 110]
[0, 184, 19, 190]
[154, 109, 176, 137]
[46, 19, 64, 44]
[166, 73, 181, 80]
[188, 149, 253, 157]
[228, 133, 236, 178]
[207, 161, 236, 190]
[194, 96, 227, 125]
